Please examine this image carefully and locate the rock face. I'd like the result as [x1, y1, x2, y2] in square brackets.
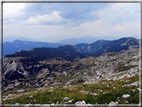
[3, 45, 85, 91]
[2, 45, 139, 92]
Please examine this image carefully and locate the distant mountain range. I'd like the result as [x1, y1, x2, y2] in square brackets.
[56, 35, 116, 45]
[74, 37, 139, 56]
[93, 37, 139, 56]
[3, 40, 64, 56]
[3, 37, 139, 57]
[74, 40, 110, 54]
[3, 35, 39, 43]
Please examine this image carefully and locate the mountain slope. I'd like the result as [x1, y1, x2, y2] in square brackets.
[3, 40, 64, 56]
[3, 74, 139, 104]
[2, 47, 139, 92]
[4, 45, 85, 65]
[74, 37, 139, 57]
[93, 37, 139, 56]
[74, 40, 110, 54]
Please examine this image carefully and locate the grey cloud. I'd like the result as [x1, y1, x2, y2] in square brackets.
[4, 3, 110, 26]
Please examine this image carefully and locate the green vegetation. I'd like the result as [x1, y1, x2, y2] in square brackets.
[3, 74, 139, 104]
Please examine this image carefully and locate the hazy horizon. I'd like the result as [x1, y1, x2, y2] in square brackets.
[3, 35, 140, 44]
[3, 3, 140, 43]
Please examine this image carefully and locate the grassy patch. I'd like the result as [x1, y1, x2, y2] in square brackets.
[3, 75, 139, 104]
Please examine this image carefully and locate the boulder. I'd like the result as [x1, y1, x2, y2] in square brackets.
[108, 101, 117, 107]
[75, 100, 87, 107]
[63, 97, 69, 101]
[17, 89, 25, 93]
[30, 95, 33, 98]
[122, 94, 130, 98]
[48, 90, 53, 92]
[68, 99, 75, 104]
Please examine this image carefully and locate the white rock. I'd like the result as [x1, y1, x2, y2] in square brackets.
[63, 97, 69, 101]
[15, 103, 19, 105]
[8, 94, 14, 97]
[107, 79, 111, 81]
[41, 104, 50, 107]
[56, 101, 59, 104]
[122, 94, 130, 98]
[108, 101, 117, 107]
[106, 85, 109, 87]
[115, 101, 119, 104]
[137, 88, 142, 91]
[34, 104, 40, 106]
[75, 100, 87, 107]
[51, 103, 55, 106]
[87, 103, 94, 106]
[24, 104, 32, 107]
[48, 90, 53, 92]
[30, 95, 33, 98]
[126, 101, 129, 103]
[90, 93, 99, 96]
[17, 89, 25, 93]
[68, 100, 72, 103]
[113, 77, 117, 81]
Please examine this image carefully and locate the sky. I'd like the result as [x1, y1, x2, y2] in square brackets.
[3, 2, 140, 43]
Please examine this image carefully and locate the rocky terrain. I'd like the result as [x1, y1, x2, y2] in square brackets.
[2, 37, 140, 105]
[2, 47, 139, 92]
[3, 73, 140, 106]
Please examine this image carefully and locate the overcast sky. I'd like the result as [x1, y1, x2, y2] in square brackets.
[3, 2, 140, 43]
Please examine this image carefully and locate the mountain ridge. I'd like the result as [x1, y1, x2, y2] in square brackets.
[3, 35, 39, 43]
[74, 37, 139, 57]
[56, 35, 109, 45]
[4, 45, 85, 65]
[3, 40, 65, 56]
[3, 37, 139, 57]
[93, 37, 139, 56]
